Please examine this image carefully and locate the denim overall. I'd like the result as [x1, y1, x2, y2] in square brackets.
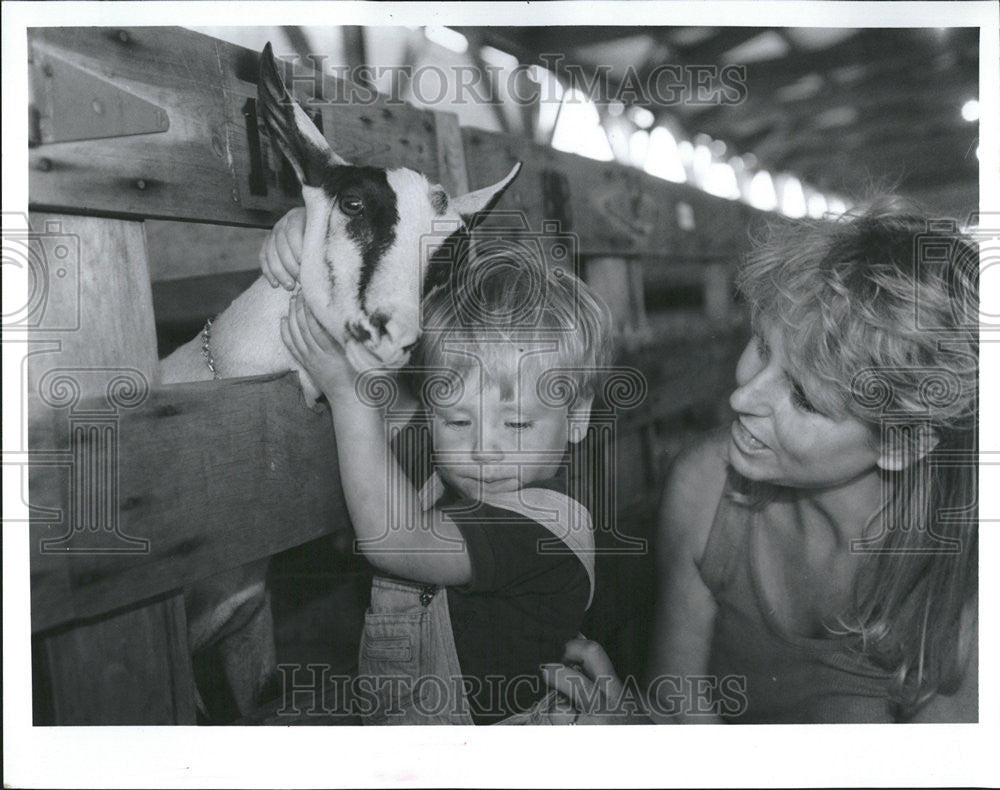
[357, 472, 596, 725]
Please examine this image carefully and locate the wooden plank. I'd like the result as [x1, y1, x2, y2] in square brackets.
[587, 257, 635, 335]
[29, 372, 349, 633]
[28, 27, 443, 227]
[24, 212, 196, 723]
[28, 27, 772, 260]
[433, 110, 470, 196]
[39, 592, 197, 724]
[25, 213, 159, 394]
[703, 262, 733, 323]
[145, 220, 268, 282]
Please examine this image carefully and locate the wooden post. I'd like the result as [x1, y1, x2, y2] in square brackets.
[40, 594, 196, 725]
[28, 213, 197, 724]
[704, 261, 733, 324]
[586, 256, 648, 350]
[433, 109, 470, 197]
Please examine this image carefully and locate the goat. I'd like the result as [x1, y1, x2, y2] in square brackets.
[159, 43, 521, 718]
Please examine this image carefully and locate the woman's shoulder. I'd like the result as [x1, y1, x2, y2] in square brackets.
[657, 427, 732, 565]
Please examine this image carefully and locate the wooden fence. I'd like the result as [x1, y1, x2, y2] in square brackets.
[23, 26, 769, 724]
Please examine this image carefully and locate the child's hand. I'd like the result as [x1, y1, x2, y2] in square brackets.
[540, 638, 650, 725]
[260, 207, 305, 290]
[281, 292, 353, 397]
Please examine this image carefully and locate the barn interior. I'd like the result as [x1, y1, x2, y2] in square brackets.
[152, 25, 980, 359]
[26, 24, 981, 725]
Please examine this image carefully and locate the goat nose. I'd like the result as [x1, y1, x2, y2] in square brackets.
[344, 320, 371, 343]
[369, 311, 389, 338]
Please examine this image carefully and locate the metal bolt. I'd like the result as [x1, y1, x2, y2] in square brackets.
[38, 157, 52, 172]
[136, 179, 146, 190]
[231, 188, 240, 203]
[118, 30, 130, 43]
[92, 99, 104, 115]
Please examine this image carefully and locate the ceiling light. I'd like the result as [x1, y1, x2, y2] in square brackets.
[629, 106, 655, 128]
[961, 99, 980, 122]
[424, 26, 468, 54]
[480, 45, 518, 71]
[644, 126, 687, 183]
[748, 171, 777, 211]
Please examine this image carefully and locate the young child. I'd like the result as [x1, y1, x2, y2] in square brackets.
[279, 250, 613, 724]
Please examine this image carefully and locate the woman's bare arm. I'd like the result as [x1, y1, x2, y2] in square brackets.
[645, 432, 729, 723]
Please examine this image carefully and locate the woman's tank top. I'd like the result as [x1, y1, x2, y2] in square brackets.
[697, 482, 896, 723]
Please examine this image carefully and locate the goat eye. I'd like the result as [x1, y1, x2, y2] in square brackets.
[339, 195, 364, 216]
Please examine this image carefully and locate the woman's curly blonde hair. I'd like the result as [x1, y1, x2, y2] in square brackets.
[736, 195, 979, 719]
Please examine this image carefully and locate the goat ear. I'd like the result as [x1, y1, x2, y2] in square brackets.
[258, 42, 349, 187]
[449, 162, 522, 229]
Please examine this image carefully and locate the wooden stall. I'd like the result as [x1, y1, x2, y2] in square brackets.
[23, 27, 769, 724]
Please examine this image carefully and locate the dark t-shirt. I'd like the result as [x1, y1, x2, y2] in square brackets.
[392, 418, 592, 723]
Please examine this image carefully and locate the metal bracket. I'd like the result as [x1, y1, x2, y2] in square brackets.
[29, 52, 169, 146]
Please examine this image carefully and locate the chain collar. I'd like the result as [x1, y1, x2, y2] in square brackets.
[201, 317, 219, 379]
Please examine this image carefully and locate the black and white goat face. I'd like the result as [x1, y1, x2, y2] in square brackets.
[259, 43, 520, 369]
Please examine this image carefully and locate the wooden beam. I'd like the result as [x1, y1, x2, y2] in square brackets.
[24, 212, 198, 724]
[341, 26, 374, 93]
[281, 26, 316, 72]
[145, 221, 268, 282]
[28, 27, 443, 227]
[683, 28, 977, 115]
[27, 27, 776, 261]
[466, 31, 513, 136]
[29, 372, 350, 633]
[782, 130, 978, 175]
[38, 593, 197, 724]
[673, 27, 775, 63]
[766, 117, 976, 167]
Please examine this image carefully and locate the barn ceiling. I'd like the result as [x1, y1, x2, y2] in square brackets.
[453, 26, 981, 220]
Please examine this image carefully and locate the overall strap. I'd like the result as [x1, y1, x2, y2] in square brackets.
[696, 477, 753, 597]
[417, 472, 597, 608]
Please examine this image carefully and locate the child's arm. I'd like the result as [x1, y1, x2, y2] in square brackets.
[282, 293, 472, 586]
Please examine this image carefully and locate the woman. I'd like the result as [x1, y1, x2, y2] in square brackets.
[544, 197, 979, 723]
